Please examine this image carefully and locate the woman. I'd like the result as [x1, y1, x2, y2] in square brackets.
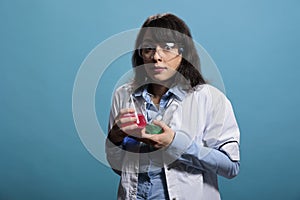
[106, 13, 240, 200]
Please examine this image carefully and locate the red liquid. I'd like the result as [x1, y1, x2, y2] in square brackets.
[136, 113, 147, 128]
[121, 113, 146, 128]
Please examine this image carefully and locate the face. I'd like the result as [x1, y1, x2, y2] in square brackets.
[140, 30, 182, 84]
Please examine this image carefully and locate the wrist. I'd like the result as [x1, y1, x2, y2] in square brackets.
[108, 124, 127, 145]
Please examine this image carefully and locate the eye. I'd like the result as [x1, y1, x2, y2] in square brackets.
[139, 43, 155, 54]
[141, 44, 155, 50]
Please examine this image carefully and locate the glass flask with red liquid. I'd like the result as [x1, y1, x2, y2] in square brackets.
[131, 94, 147, 128]
[122, 93, 163, 134]
[120, 94, 147, 129]
[136, 113, 147, 128]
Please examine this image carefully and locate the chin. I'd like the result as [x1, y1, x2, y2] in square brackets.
[149, 75, 173, 84]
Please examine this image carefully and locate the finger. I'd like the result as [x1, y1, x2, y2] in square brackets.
[120, 108, 135, 115]
[123, 125, 147, 137]
[121, 124, 139, 134]
[114, 109, 136, 128]
[119, 116, 137, 124]
[141, 130, 161, 145]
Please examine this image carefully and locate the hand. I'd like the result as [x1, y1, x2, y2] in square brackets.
[140, 120, 175, 149]
[109, 108, 145, 144]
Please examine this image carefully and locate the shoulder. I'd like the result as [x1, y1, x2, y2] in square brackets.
[192, 84, 226, 100]
[113, 83, 133, 95]
[189, 84, 232, 111]
[110, 83, 134, 104]
[115, 83, 132, 92]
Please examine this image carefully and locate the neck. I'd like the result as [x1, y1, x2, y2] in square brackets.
[148, 83, 168, 99]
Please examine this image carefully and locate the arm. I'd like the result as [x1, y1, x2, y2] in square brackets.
[159, 123, 240, 179]
[105, 114, 126, 176]
[165, 87, 240, 179]
[139, 86, 240, 178]
[156, 86, 240, 178]
[105, 88, 128, 175]
[172, 136, 240, 179]
[106, 108, 140, 174]
[105, 87, 145, 175]
[140, 119, 239, 179]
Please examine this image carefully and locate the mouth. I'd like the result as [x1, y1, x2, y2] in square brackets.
[151, 65, 167, 73]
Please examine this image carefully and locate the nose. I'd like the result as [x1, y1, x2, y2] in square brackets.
[152, 46, 162, 62]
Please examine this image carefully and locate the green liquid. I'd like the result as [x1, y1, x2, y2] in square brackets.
[146, 124, 163, 134]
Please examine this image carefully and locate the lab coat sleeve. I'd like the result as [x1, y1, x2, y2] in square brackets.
[105, 87, 126, 175]
[165, 85, 240, 179]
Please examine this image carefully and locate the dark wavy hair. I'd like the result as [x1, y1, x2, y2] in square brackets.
[132, 13, 206, 89]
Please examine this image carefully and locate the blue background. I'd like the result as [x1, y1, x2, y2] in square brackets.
[1, 0, 300, 199]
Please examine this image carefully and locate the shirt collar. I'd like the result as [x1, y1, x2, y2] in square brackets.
[132, 84, 188, 102]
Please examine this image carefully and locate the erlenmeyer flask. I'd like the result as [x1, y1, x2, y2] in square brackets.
[129, 94, 147, 129]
